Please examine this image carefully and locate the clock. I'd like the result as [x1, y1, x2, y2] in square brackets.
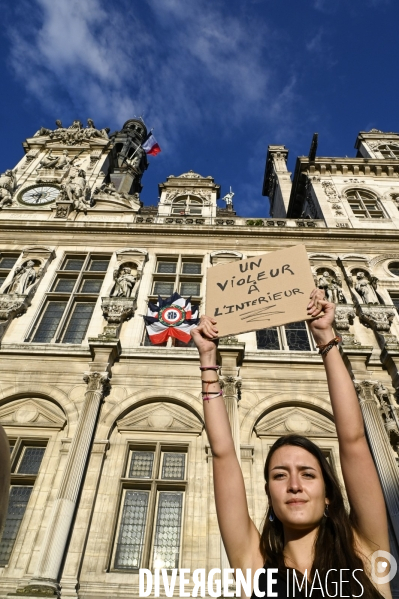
[18, 185, 60, 206]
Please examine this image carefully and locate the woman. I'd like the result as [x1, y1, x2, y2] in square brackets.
[191, 289, 392, 598]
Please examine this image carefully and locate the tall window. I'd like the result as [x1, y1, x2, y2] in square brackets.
[28, 254, 109, 344]
[113, 445, 187, 570]
[256, 322, 313, 351]
[378, 144, 399, 159]
[0, 438, 46, 565]
[144, 256, 202, 346]
[0, 254, 20, 289]
[171, 196, 203, 215]
[346, 189, 385, 219]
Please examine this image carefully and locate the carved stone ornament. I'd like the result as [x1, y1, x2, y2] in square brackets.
[16, 581, 58, 596]
[82, 371, 109, 393]
[0, 294, 28, 322]
[359, 306, 396, 332]
[101, 297, 135, 324]
[164, 188, 212, 204]
[177, 170, 203, 179]
[374, 382, 399, 442]
[0, 169, 17, 209]
[219, 335, 239, 345]
[33, 119, 109, 146]
[220, 372, 242, 400]
[322, 180, 339, 201]
[334, 305, 360, 347]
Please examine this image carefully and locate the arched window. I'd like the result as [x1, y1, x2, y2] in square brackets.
[388, 262, 399, 277]
[171, 195, 203, 216]
[345, 189, 385, 219]
[378, 144, 399, 159]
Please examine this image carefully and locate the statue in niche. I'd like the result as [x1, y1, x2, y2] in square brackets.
[0, 170, 16, 208]
[354, 271, 379, 305]
[7, 261, 36, 295]
[64, 169, 91, 213]
[317, 271, 345, 304]
[110, 267, 137, 298]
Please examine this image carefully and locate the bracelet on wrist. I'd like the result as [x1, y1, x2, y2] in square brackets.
[316, 336, 341, 356]
[199, 365, 220, 371]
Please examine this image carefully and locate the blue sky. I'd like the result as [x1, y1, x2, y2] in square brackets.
[0, 0, 397, 216]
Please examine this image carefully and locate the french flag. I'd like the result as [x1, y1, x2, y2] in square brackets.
[142, 132, 161, 156]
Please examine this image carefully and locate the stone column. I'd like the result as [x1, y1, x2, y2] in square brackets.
[354, 380, 399, 542]
[218, 343, 245, 573]
[17, 341, 119, 597]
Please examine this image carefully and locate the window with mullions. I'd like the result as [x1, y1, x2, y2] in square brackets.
[29, 254, 109, 344]
[113, 446, 186, 571]
[0, 254, 20, 289]
[0, 439, 46, 566]
[345, 189, 385, 219]
[171, 196, 203, 215]
[378, 144, 399, 159]
[256, 321, 313, 351]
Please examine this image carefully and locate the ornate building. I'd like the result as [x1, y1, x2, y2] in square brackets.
[0, 121, 398, 597]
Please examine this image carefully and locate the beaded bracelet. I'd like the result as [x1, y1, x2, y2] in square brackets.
[203, 390, 223, 402]
[199, 366, 220, 371]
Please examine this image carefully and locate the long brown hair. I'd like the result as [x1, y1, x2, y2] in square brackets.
[260, 434, 382, 598]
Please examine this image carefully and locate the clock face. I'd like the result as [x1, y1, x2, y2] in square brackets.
[19, 185, 60, 206]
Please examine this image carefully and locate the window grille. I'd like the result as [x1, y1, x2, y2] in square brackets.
[17, 447, 46, 475]
[180, 282, 200, 296]
[257, 322, 313, 351]
[114, 445, 187, 571]
[0, 438, 46, 566]
[153, 281, 175, 296]
[152, 492, 183, 569]
[115, 491, 149, 569]
[182, 262, 201, 274]
[29, 254, 108, 344]
[129, 451, 154, 479]
[157, 262, 177, 274]
[346, 189, 385, 219]
[62, 302, 95, 344]
[161, 453, 185, 480]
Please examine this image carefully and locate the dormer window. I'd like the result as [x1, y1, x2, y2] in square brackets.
[377, 144, 399, 159]
[345, 189, 385, 219]
[171, 195, 203, 216]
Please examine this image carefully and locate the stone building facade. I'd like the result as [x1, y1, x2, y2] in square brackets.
[0, 120, 398, 597]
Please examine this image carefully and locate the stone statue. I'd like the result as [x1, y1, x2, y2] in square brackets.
[354, 272, 379, 305]
[85, 119, 109, 140]
[54, 150, 71, 170]
[65, 169, 91, 213]
[38, 150, 60, 169]
[0, 170, 16, 208]
[317, 271, 345, 304]
[110, 267, 136, 298]
[222, 187, 235, 206]
[7, 261, 36, 295]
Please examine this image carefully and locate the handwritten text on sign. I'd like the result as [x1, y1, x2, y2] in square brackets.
[205, 245, 315, 338]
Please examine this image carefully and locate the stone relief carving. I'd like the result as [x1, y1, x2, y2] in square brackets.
[93, 182, 140, 208]
[220, 370, 242, 401]
[359, 306, 396, 332]
[321, 181, 339, 200]
[33, 119, 109, 145]
[0, 169, 17, 209]
[317, 270, 346, 304]
[63, 169, 92, 214]
[177, 170, 203, 179]
[164, 188, 212, 204]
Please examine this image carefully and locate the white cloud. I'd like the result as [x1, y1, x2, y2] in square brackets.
[6, 0, 297, 144]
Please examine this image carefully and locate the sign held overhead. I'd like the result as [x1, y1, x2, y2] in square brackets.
[205, 245, 316, 338]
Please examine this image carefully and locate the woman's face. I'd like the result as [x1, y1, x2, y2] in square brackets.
[267, 445, 328, 531]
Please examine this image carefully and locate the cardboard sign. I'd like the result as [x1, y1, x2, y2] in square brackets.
[205, 245, 315, 338]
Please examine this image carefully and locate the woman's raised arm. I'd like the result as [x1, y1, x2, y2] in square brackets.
[307, 289, 390, 556]
[191, 317, 261, 571]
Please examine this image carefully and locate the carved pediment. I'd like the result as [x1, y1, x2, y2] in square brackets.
[0, 398, 66, 429]
[117, 402, 203, 434]
[255, 407, 335, 438]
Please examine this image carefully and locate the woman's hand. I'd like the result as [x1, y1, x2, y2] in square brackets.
[191, 315, 219, 362]
[307, 288, 336, 345]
